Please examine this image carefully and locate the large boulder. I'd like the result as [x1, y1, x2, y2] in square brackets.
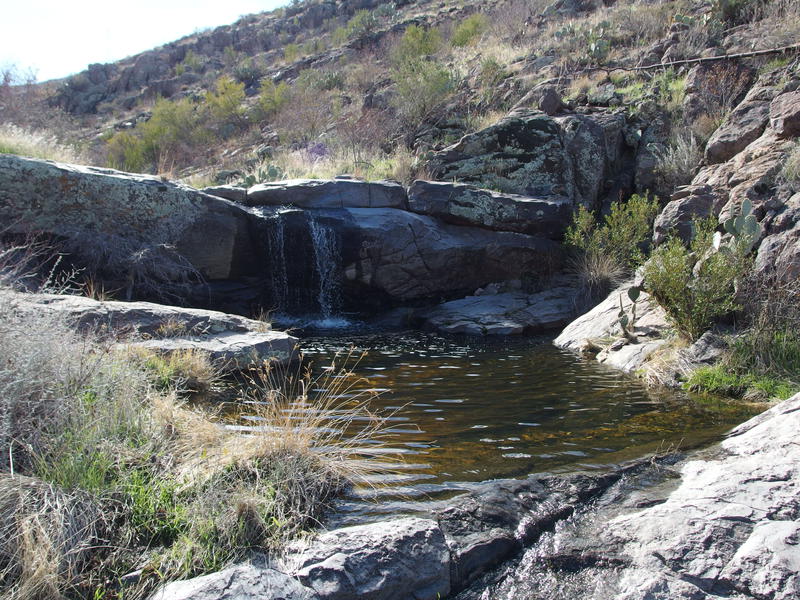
[10, 292, 298, 368]
[427, 109, 632, 210]
[0, 155, 257, 295]
[769, 90, 800, 138]
[704, 101, 769, 164]
[419, 286, 578, 335]
[407, 180, 573, 238]
[283, 518, 450, 600]
[246, 178, 408, 209]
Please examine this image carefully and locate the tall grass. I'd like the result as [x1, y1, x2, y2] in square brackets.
[0, 124, 85, 164]
[0, 249, 393, 597]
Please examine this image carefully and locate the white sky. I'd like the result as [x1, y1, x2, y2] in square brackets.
[1, 0, 288, 82]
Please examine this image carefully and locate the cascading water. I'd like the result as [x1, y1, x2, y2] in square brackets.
[252, 207, 346, 326]
[309, 213, 342, 320]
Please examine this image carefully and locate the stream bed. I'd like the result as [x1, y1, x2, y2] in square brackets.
[235, 331, 757, 526]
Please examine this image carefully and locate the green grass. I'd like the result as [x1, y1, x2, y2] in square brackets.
[686, 365, 798, 401]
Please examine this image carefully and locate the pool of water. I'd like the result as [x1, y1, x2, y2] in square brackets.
[234, 331, 757, 524]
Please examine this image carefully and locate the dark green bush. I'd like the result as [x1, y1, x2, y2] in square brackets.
[643, 219, 749, 340]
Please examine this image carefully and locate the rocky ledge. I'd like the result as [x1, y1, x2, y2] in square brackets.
[9, 292, 298, 369]
[148, 392, 800, 600]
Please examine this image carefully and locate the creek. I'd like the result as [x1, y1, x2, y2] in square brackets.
[233, 329, 757, 526]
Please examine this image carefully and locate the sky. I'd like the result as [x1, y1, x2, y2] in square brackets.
[1, 0, 289, 82]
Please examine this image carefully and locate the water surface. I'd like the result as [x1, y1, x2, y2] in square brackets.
[238, 331, 757, 523]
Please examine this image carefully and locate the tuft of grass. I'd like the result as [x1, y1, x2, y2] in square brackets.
[0, 124, 85, 164]
[781, 142, 800, 189]
[686, 366, 797, 401]
[654, 129, 703, 195]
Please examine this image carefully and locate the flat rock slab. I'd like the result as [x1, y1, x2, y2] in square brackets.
[283, 517, 451, 600]
[607, 393, 800, 599]
[420, 287, 578, 335]
[407, 180, 572, 238]
[246, 178, 408, 209]
[11, 292, 298, 368]
[150, 564, 319, 600]
[554, 280, 669, 373]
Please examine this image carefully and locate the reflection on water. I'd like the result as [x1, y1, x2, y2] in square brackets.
[234, 331, 757, 522]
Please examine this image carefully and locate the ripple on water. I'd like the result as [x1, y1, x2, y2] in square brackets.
[231, 331, 759, 524]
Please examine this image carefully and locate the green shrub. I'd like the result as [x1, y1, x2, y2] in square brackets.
[686, 365, 797, 400]
[283, 43, 300, 62]
[255, 79, 290, 120]
[643, 219, 750, 340]
[565, 194, 660, 273]
[451, 13, 488, 47]
[392, 24, 442, 65]
[346, 9, 379, 39]
[232, 56, 264, 86]
[205, 76, 247, 133]
[782, 142, 800, 189]
[391, 59, 457, 126]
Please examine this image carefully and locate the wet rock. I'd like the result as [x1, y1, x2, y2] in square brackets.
[704, 101, 769, 165]
[246, 178, 408, 209]
[419, 286, 578, 335]
[407, 180, 573, 237]
[284, 518, 450, 600]
[10, 292, 298, 369]
[149, 563, 319, 600]
[320, 208, 563, 302]
[554, 280, 669, 373]
[769, 90, 800, 138]
[0, 155, 256, 288]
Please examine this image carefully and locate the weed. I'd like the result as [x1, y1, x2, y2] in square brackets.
[654, 129, 703, 195]
[451, 14, 489, 47]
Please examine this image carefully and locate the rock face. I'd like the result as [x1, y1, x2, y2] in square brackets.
[247, 178, 408, 210]
[12, 292, 298, 368]
[427, 109, 633, 210]
[554, 280, 669, 373]
[285, 518, 451, 600]
[253, 207, 563, 312]
[704, 100, 769, 164]
[407, 180, 573, 237]
[769, 90, 800, 138]
[455, 394, 800, 600]
[0, 155, 257, 298]
[419, 286, 578, 335]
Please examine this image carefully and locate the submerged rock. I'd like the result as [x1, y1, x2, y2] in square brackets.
[419, 286, 578, 335]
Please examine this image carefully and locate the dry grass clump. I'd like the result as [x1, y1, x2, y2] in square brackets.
[654, 129, 703, 195]
[0, 124, 85, 164]
[781, 141, 800, 189]
[0, 258, 393, 598]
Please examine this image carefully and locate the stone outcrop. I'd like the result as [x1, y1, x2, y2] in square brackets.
[455, 393, 800, 600]
[284, 518, 451, 600]
[427, 108, 633, 210]
[407, 180, 572, 237]
[253, 207, 563, 311]
[11, 292, 298, 368]
[769, 90, 800, 138]
[0, 155, 257, 298]
[419, 285, 578, 335]
[554, 280, 669, 373]
[246, 178, 408, 210]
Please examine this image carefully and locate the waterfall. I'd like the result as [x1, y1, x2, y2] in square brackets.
[309, 214, 342, 319]
[253, 207, 343, 323]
